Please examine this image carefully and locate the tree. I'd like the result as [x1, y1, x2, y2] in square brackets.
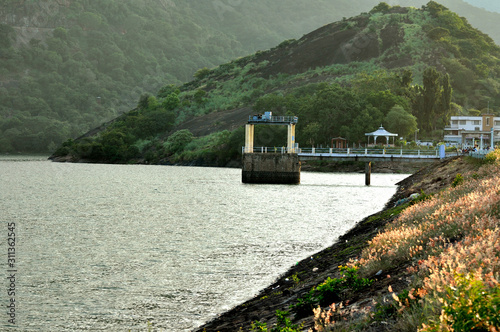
[78, 12, 103, 30]
[162, 93, 180, 111]
[427, 27, 450, 40]
[370, 3, 391, 14]
[365, 90, 409, 115]
[412, 68, 453, 133]
[53, 27, 68, 41]
[0, 23, 15, 48]
[384, 105, 418, 139]
[311, 85, 362, 145]
[193, 89, 207, 104]
[439, 73, 452, 127]
[146, 96, 159, 110]
[343, 106, 383, 143]
[301, 122, 321, 147]
[398, 69, 413, 89]
[158, 84, 180, 98]
[100, 129, 134, 162]
[194, 67, 211, 80]
[0, 137, 14, 153]
[421, 67, 441, 132]
[164, 129, 194, 154]
[426, 1, 448, 17]
[137, 93, 158, 110]
[254, 94, 286, 113]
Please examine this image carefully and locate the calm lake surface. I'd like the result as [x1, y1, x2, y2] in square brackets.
[0, 157, 409, 331]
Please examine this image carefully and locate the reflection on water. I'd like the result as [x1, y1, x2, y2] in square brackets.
[0, 159, 408, 331]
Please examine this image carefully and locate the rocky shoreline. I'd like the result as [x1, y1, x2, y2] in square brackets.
[194, 156, 476, 331]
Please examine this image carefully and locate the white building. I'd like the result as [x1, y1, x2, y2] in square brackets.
[444, 114, 500, 148]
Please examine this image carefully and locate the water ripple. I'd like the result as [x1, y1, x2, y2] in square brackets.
[0, 161, 408, 331]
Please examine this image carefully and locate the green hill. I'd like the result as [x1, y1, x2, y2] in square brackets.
[49, 2, 500, 165]
[3, 0, 500, 153]
[1, 0, 388, 153]
[421, 0, 500, 43]
[0, 0, 500, 153]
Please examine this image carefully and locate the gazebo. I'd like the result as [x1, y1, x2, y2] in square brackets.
[331, 137, 347, 149]
[365, 125, 398, 147]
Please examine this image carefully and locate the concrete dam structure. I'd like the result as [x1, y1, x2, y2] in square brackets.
[242, 153, 301, 184]
[242, 112, 300, 184]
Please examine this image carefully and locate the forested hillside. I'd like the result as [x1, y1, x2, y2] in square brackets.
[0, 0, 388, 153]
[50, 2, 500, 166]
[1, 0, 500, 153]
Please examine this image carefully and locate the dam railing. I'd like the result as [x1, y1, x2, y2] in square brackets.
[242, 147, 447, 158]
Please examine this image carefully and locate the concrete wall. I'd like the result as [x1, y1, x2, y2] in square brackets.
[242, 153, 300, 184]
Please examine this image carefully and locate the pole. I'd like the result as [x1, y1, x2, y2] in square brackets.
[365, 162, 371, 186]
[492, 128, 494, 150]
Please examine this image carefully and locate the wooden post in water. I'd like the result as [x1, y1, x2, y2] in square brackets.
[365, 161, 371, 186]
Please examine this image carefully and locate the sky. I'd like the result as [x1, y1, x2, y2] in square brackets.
[462, 0, 500, 13]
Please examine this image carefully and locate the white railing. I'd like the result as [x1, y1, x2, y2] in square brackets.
[297, 147, 439, 156]
[242, 146, 297, 154]
[248, 115, 298, 124]
[468, 150, 491, 159]
[242, 147, 442, 157]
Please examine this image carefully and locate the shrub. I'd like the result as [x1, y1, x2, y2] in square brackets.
[251, 310, 303, 332]
[370, 2, 391, 14]
[427, 27, 450, 40]
[422, 273, 500, 331]
[358, 166, 500, 276]
[163, 129, 193, 154]
[411, 190, 433, 205]
[53, 145, 71, 157]
[485, 148, 500, 164]
[451, 173, 464, 187]
[291, 266, 372, 315]
[372, 289, 419, 321]
[193, 67, 210, 80]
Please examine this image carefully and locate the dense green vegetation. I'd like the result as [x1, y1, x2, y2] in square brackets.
[0, 0, 497, 154]
[1, 0, 397, 153]
[291, 265, 373, 317]
[2, 0, 500, 153]
[51, 2, 500, 165]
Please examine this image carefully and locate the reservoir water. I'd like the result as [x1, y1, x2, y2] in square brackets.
[0, 157, 409, 331]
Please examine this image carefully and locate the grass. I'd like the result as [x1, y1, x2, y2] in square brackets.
[310, 150, 500, 331]
[251, 310, 304, 332]
[290, 266, 373, 317]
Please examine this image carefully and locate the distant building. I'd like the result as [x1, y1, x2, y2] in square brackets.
[331, 137, 347, 149]
[444, 114, 500, 148]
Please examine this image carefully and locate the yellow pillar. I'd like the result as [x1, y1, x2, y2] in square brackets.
[287, 124, 296, 153]
[245, 124, 254, 153]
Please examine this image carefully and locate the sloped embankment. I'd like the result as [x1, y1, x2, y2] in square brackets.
[194, 156, 486, 331]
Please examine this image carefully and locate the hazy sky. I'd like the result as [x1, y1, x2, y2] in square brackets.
[462, 0, 500, 13]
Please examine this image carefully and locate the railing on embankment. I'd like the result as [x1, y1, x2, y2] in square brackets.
[298, 147, 442, 158]
[468, 150, 491, 159]
[242, 147, 451, 160]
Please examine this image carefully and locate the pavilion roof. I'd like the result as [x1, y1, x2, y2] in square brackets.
[365, 125, 398, 137]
